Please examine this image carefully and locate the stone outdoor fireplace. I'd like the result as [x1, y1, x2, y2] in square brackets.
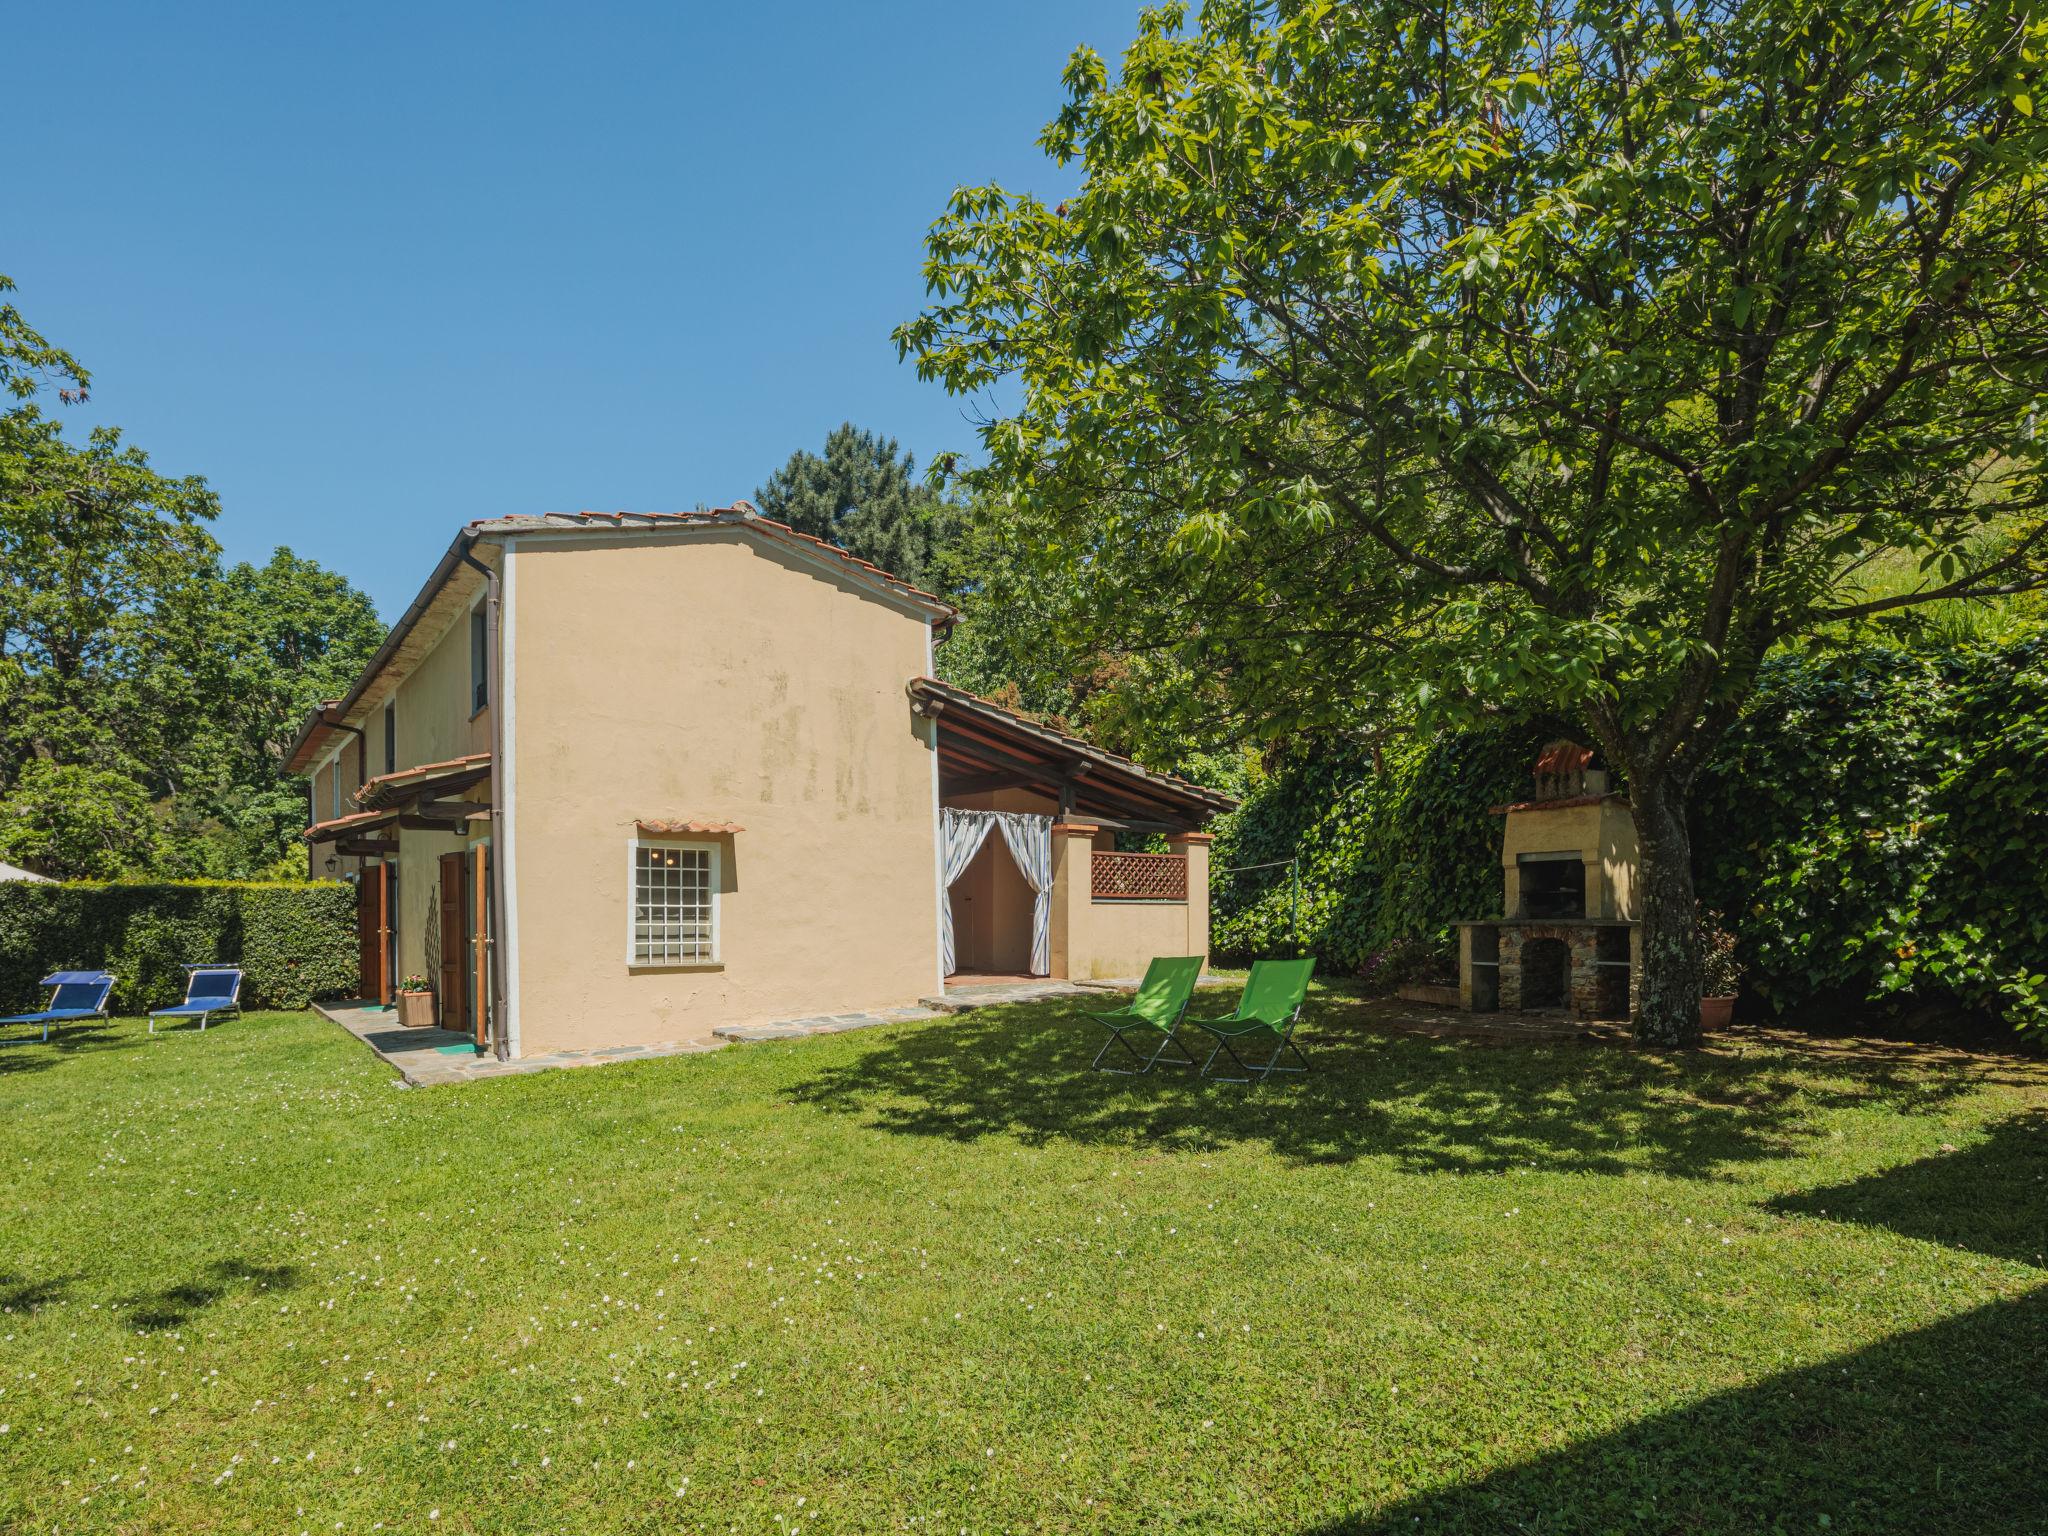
[1456, 741, 1641, 1020]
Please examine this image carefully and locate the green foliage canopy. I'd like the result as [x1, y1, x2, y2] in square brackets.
[904, 0, 2048, 736]
[902, 0, 2048, 1041]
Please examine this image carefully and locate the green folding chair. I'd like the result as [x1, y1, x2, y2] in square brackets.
[1083, 956, 1205, 1075]
[1190, 958, 1316, 1083]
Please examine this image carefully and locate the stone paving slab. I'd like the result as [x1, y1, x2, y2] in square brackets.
[323, 978, 1239, 1084]
[712, 1004, 942, 1043]
[921, 980, 1096, 1013]
[316, 1001, 726, 1087]
[319, 998, 945, 1084]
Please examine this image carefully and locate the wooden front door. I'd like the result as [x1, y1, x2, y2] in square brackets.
[438, 852, 467, 1034]
[356, 864, 393, 1005]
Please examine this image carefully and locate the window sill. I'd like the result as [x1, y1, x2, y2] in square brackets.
[627, 960, 724, 973]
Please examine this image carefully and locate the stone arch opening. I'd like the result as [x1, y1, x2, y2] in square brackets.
[1520, 937, 1570, 1009]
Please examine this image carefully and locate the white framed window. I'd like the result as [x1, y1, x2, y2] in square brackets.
[628, 840, 718, 965]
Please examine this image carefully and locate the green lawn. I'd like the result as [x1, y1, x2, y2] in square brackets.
[1, 994, 2043, 1534]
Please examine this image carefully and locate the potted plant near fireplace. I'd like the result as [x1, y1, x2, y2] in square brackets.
[395, 974, 436, 1029]
[1697, 910, 1742, 1031]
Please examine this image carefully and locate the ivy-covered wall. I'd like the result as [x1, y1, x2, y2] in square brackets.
[0, 881, 357, 1014]
[1214, 639, 2048, 1033]
[1211, 721, 1554, 980]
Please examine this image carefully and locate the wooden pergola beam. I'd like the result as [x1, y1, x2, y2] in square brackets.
[413, 798, 487, 821]
[1063, 815, 1187, 834]
[941, 768, 1053, 797]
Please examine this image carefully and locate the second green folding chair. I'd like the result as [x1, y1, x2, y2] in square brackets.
[1083, 955, 1205, 1074]
[1189, 958, 1316, 1083]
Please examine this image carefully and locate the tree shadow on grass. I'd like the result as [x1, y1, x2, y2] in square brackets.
[1304, 1289, 2048, 1535]
[122, 1260, 301, 1331]
[787, 995, 2034, 1179]
[0, 1271, 75, 1313]
[0, 1017, 142, 1076]
[1767, 1112, 2048, 1267]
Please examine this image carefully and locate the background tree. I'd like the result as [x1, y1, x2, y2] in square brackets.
[161, 550, 386, 877]
[754, 423, 956, 590]
[0, 408, 221, 876]
[900, 0, 2048, 1044]
[0, 278, 382, 879]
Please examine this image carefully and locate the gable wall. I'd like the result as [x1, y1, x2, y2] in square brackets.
[508, 528, 941, 1051]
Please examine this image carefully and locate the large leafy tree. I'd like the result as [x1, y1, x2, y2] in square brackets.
[900, 0, 2048, 1044]
[754, 423, 957, 590]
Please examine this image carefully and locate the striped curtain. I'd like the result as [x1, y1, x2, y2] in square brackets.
[939, 807, 995, 976]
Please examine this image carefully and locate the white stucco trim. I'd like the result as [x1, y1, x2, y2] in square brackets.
[925, 627, 946, 993]
[499, 539, 522, 1059]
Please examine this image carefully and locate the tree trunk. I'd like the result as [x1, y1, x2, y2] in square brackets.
[1630, 776, 1702, 1047]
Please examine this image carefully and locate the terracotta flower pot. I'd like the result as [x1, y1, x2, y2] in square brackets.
[1699, 994, 1736, 1031]
[396, 989, 437, 1029]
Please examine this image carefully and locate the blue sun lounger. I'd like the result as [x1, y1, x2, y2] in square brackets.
[0, 971, 115, 1044]
[148, 965, 244, 1032]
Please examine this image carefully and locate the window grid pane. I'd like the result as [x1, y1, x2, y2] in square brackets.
[633, 846, 713, 963]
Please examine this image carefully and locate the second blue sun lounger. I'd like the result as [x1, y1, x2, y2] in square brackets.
[148, 966, 244, 1032]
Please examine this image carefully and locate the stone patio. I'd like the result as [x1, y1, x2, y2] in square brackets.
[315, 1001, 731, 1086]
[710, 1004, 943, 1043]
[317, 972, 1194, 1087]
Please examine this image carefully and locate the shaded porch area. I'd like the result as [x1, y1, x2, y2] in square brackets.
[303, 752, 500, 1054]
[910, 678, 1234, 983]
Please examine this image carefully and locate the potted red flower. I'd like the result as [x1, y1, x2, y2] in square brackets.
[1697, 909, 1742, 1031]
[396, 974, 436, 1029]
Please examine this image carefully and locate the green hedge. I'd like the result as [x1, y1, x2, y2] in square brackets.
[0, 880, 357, 1014]
[1694, 641, 2048, 1032]
[1215, 638, 2048, 1033]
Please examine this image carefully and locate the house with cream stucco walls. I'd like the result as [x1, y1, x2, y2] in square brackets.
[290, 504, 1233, 1060]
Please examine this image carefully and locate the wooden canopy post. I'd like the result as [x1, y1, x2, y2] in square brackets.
[437, 852, 466, 1033]
[471, 843, 490, 1051]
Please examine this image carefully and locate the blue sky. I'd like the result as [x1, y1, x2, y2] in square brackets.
[10, 2, 1132, 617]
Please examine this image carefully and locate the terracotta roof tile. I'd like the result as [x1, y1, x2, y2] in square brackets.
[302, 809, 397, 843]
[353, 753, 492, 809]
